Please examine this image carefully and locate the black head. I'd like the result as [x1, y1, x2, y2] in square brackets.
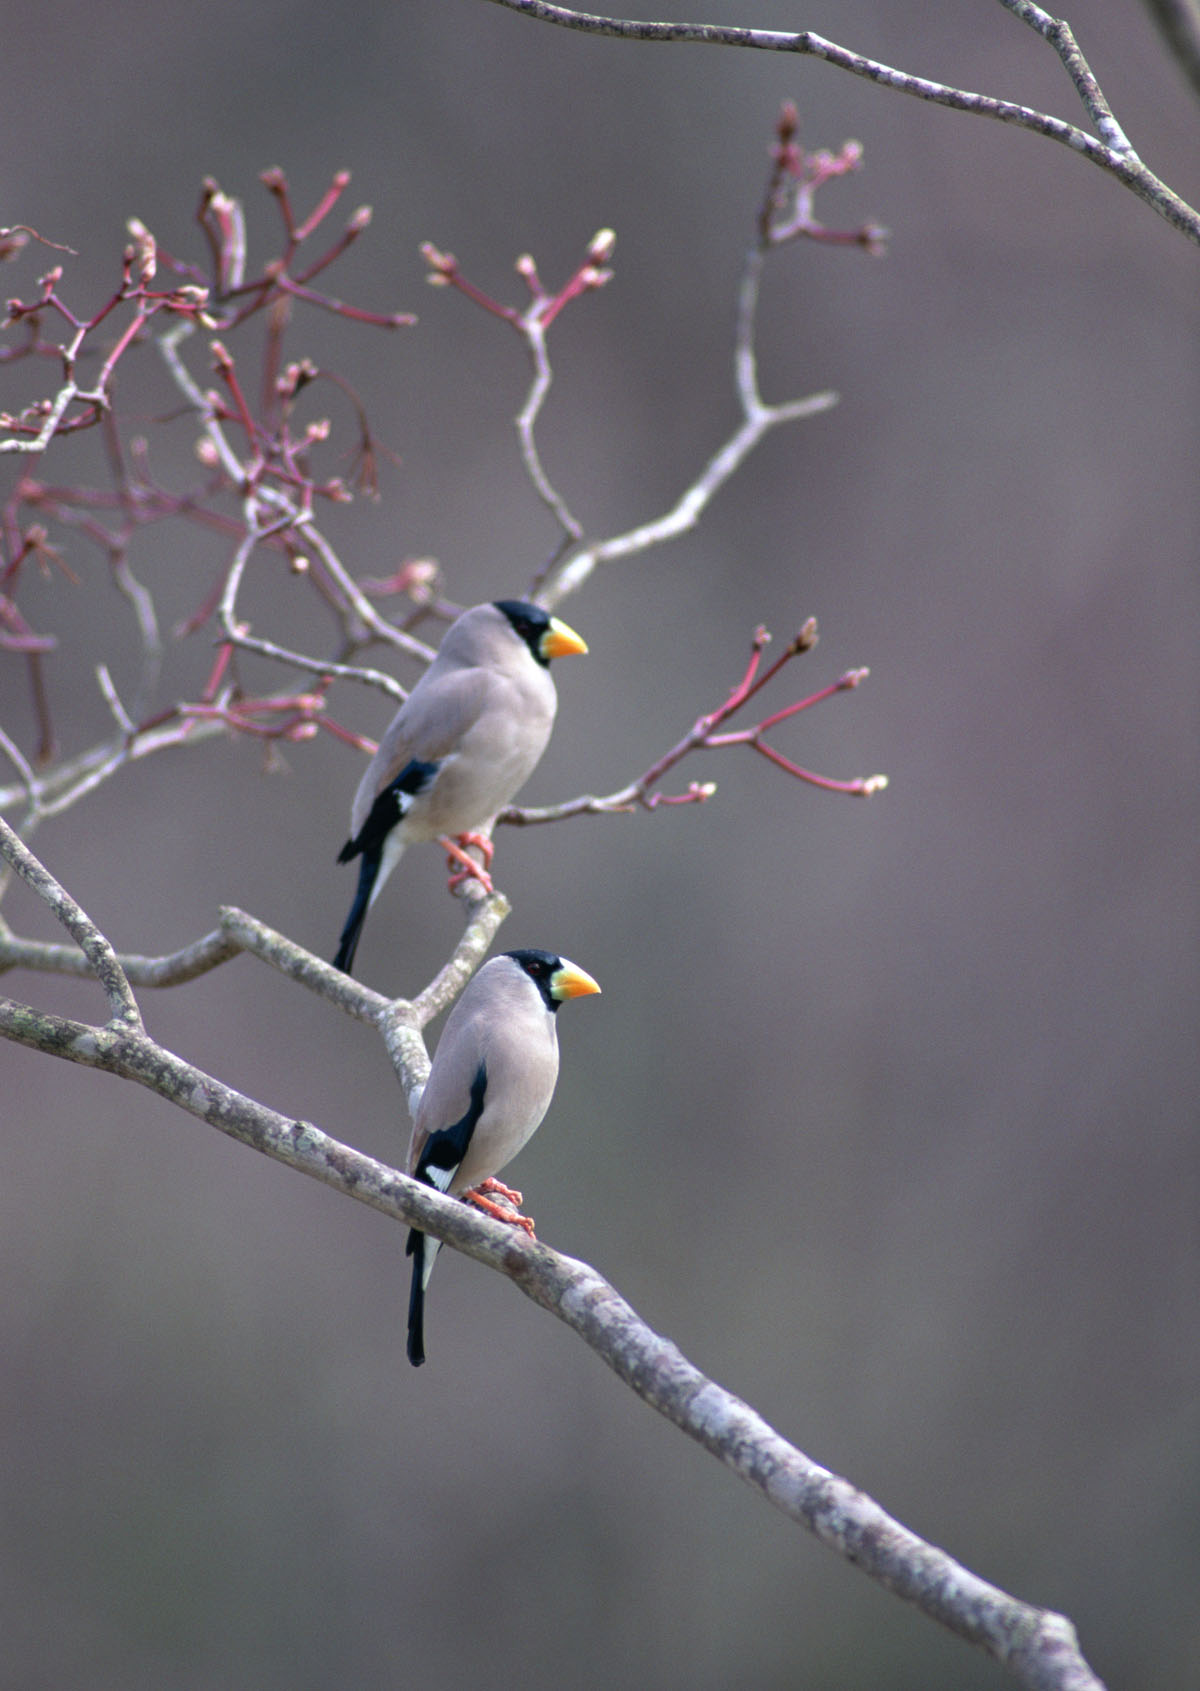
[504, 947, 565, 1011]
[493, 600, 553, 668]
[503, 948, 601, 1011]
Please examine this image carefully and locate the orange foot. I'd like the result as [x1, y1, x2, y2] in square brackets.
[440, 833, 495, 895]
[478, 1175, 524, 1206]
[457, 831, 495, 866]
[465, 1186, 536, 1239]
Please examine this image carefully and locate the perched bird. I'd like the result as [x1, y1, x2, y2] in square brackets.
[405, 948, 601, 1367]
[334, 600, 587, 974]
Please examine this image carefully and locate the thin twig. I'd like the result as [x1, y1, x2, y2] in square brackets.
[998, 0, 1131, 151]
[422, 233, 615, 539]
[0, 926, 240, 986]
[425, 215, 841, 608]
[527, 171, 842, 604]
[504, 622, 886, 823]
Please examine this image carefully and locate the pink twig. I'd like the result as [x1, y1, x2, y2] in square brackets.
[318, 714, 377, 753]
[514, 229, 615, 329]
[419, 229, 614, 539]
[421, 228, 613, 332]
[180, 688, 329, 743]
[707, 666, 868, 742]
[503, 622, 886, 827]
[290, 170, 353, 246]
[760, 102, 888, 255]
[420, 244, 519, 322]
[291, 204, 371, 285]
[273, 271, 415, 328]
[1, 172, 429, 809]
[199, 642, 235, 704]
[210, 341, 261, 461]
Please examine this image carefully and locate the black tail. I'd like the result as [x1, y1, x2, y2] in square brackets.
[333, 759, 438, 974]
[333, 850, 380, 975]
[406, 1228, 427, 1367]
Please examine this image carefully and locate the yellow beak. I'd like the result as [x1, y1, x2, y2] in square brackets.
[550, 959, 602, 1000]
[540, 616, 588, 660]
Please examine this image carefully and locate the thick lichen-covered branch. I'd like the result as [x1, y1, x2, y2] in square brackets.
[0, 967, 1104, 1691]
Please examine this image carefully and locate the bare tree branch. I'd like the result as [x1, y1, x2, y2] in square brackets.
[0, 923, 241, 987]
[0, 941, 1106, 1691]
[997, 0, 1130, 150]
[0, 814, 140, 1026]
[0, 110, 1106, 1682]
[157, 316, 436, 675]
[503, 619, 887, 826]
[480, 0, 1200, 247]
[424, 149, 851, 613]
[532, 132, 865, 604]
[0, 800, 513, 1111]
[0, 781, 1106, 1689]
[1, 176, 442, 852]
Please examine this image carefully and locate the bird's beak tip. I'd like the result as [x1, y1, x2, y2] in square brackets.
[542, 618, 588, 659]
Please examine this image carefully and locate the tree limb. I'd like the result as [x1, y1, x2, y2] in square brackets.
[0, 122, 1110, 1685]
[0, 814, 141, 1027]
[480, 0, 1200, 247]
[0, 806, 510, 1105]
[0, 974, 1106, 1691]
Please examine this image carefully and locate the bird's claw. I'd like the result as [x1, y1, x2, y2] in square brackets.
[457, 831, 495, 865]
[465, 1187, 537, 1238]
[478, 1175, 524, 1205]
[440, 833, 496, 895]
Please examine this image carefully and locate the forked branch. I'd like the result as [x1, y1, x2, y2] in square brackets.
[420, 117, 869, 609]
[504, 619, 887, 826]
[0, 816, 1104, 1691]
[480, 0, 1200, 245]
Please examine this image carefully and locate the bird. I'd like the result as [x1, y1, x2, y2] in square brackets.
[405, 947, 601, 1367]
[333, 600, 588, 975]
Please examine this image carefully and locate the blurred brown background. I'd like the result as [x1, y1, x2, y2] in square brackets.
[2, 3, 1198, 1687]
